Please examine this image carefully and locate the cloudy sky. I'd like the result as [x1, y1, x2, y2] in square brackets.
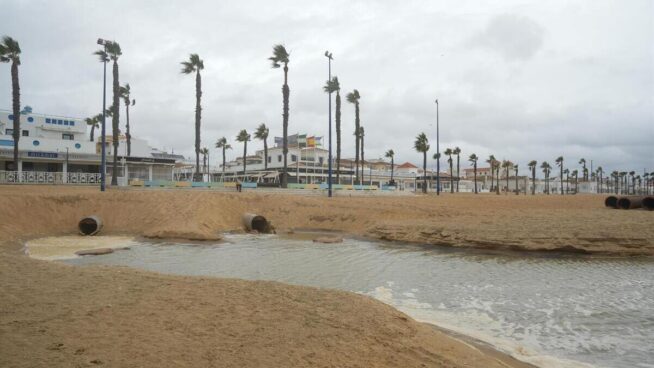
[1, 0, 652, 174]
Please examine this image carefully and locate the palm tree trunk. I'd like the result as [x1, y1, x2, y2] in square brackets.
[263, 137, 268, 170]
[422, 151, 427, 194]
[243, 142, 247, 180]
[560, 166, 564, 195]
[473, 163, 477, 193]
[496, 168, 500, 194]
[222, 147, 226, 181]
[360, 132, 365, 185]
[111, 60, 120, 186]
[281, 64, 289, 188]
[11, 61, 20, 169]
[531, 169, 536, 195]
[506, 168, 509, 194]
[126, 102, 131, 156]
[456, 154, 460, 192]
[194, 70, 202, 182]
[90, 124, 96, 142]
[354, 105, 360, 185]
[449, 159, 454, 193]
[390, 157, 394, 183]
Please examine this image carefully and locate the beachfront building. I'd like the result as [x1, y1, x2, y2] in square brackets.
[0, 108, 176, 185]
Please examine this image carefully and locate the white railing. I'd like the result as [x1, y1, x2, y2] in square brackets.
[0, 171, 101, 185]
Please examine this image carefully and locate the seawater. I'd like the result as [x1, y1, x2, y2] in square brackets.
[59, 234, 654, 368]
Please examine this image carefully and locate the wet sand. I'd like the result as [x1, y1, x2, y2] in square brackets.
[1, 186, 652, 367]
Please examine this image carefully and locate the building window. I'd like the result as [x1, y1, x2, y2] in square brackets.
[70, 121, 75, 126]
[267, 156, 271, 163]
[27, 117, 34, 123]
[291, 154, 297, 162]
[8, 114, 13, 120]
[5, 129, 13, 135]
[278, 155, 282, 162]
[319, 157, 324, 165]
[58, 120, 63, 125]
[64, 121, 69, 126]
[75, 143, 81, 149]
[22, 130, 29, 136]
[33, 140, 40, 146]
[62, 133, 74, 140]
[46, 118, 51, 124]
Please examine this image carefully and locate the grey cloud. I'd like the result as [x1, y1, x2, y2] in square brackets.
[469, 14, 545, 61]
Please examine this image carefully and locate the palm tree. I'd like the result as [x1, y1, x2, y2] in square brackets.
[385, 149, 395, 186]
[199, 147, 209, 177]
[572, 169, 579, 193]
[324, 77, 342, 182]
[469, 153, 478, 194]
[94, 41, 122, 185]
[563, 168, 570, 194]
[0, 36, 21, 168]
[444, 148, 453, 193]
[611, 171, 619, 194]
[236, 129, 251, 181]
[620, 171, 628, 194]
[181, 53, 204, 182]
[453, 147, 461, 192]
[254, 123, 269, 170]
[85, 115, 100, 142]
[514, 164, 519, 195]
[555, 156, 564, 195]
[486, 155, 497, 192]
[414, 133, 430, 193]
[215, 137, 232, 181]
[346, 89, 361, 184]
[501, 160, 513, 194]
[629, 171, 636, 195]
[579, 158, 587, 181]
[360, 126, 365, 184]
[119, 83, 135, 156]
[528, 160, 537, 195]
[596, 166, 604, 193]
[644, 172, 650, 195]
[541, 161, 552, 194]
[269, 44, 290, 187]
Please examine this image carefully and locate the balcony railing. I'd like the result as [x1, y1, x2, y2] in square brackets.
[0, 171, 101, 185]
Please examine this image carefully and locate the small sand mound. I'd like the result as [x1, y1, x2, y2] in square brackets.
[313, 236, 344, 244]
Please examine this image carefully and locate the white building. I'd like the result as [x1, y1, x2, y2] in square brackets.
[0, 109, 176, 184]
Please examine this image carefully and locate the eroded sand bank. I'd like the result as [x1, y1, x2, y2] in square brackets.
[1, 186, 652, 367]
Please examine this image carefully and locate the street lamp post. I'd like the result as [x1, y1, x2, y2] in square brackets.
[97, 38, 108, 192]
[325, 51, 333, 197]
[435, 99, 440, 195]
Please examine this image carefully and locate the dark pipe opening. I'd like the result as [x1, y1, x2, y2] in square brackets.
[617, 198, 631, 210]
[604, 196, 618, 208]
[79, 218, 99, 235]
[643, 197, 654, 211]
[251, 216, 271, 233]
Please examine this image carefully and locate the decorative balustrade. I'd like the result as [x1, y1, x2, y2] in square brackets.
[0, 171, 101, 185]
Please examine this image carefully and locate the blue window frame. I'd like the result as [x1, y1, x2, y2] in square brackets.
[8, 114, 13, 120]
[27, 117, 34, 123]
[75, 143, 81, 149]
[33, 140, 40, 146]
[64, 121, 69, 126]
[46, 118, 51, 123]
[58, 120, 63, 125]
[70, 121, 75, 126]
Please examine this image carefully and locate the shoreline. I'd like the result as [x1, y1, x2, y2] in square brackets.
[2, 186, 652, 367]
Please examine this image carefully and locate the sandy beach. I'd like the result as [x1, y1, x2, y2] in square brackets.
[1, 186, 652, 367]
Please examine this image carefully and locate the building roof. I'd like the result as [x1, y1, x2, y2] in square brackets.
[397, 162, 418, 169]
